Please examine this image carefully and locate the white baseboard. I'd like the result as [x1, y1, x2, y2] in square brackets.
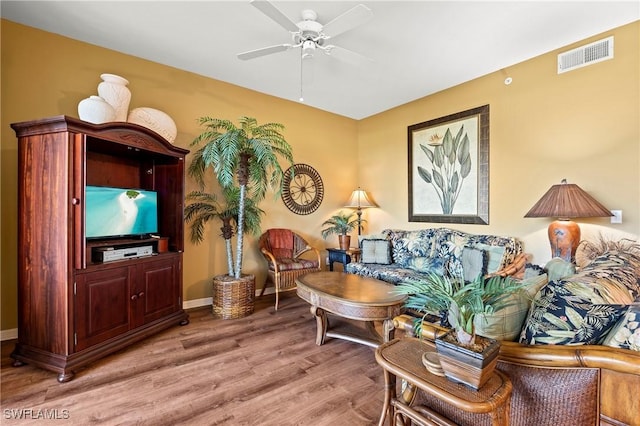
[1, 328, 18, 342]
[183, 297, 212, 310]
[0, 288, 276, 340]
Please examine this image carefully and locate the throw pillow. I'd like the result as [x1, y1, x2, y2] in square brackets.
[475, 273, 548, 341]
[360, 239, 392, 264]
[388, 229, 438, 267]
[461, 246, 487, 282]
[474, 243, 506, 274]
[358, 233, 387, 246]
[575, 250, 640, 301]
[519, 281, 627, 345]
[545, 257, 576, 282]
[602, 303, 640, 351]
[431, 233, 467, 279]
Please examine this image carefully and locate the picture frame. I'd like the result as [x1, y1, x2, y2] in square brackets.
[408, 104, 489, 224]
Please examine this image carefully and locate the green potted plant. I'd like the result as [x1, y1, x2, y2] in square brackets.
[321, 210, 360, 250]
[185, 116, 294, 318]
[394, 273, 524, 389]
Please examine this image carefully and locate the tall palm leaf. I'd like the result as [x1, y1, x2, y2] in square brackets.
[188, 116, 293, 279]
[185, 187, 265, 277]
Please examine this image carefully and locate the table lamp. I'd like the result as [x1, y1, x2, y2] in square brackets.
[345, 187, 378, 235]
[524, 179, 612, 262]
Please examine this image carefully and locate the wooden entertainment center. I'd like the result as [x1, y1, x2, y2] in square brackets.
[11, 116, 190, 382]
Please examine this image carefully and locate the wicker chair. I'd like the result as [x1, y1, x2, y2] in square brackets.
[258, 229, 321, 310]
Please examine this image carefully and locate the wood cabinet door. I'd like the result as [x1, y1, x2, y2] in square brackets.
[134, 256, 181, 327]
[75, 266, 133, 351]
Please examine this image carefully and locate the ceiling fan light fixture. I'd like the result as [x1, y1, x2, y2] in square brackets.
[241, 0, 374, 100]
[302, 40, 316, 56]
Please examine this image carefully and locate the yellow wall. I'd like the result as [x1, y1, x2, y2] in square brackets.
[358, 21, 639, 263]
[0, 20, 357, 331]
[2, 19, 639, 332]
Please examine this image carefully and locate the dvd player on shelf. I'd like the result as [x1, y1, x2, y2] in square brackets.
[93, 245, 154, 263]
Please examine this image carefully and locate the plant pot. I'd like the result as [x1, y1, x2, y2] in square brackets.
[435, 330, 500, 390]
[338, 235, 351, 250]
[212, 274, 255, 319]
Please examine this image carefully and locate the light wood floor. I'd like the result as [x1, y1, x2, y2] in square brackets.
[1, 293, 387, 425]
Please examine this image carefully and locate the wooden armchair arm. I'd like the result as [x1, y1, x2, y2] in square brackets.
[487, 252, 531, 279]
[393, 314, 449, 341]
[296, 245, 321, 266]
[260, 248, 280, 273]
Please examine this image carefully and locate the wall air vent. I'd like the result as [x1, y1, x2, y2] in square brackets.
[557, 36, 613, 74]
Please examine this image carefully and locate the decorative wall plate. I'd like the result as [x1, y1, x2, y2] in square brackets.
[281, 163, 324, 215]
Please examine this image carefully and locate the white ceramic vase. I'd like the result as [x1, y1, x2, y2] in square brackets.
[128, 107, 178, 143]
[97, 73, 131, 122]
[77, 95, 116, 124]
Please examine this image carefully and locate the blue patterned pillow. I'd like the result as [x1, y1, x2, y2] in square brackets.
[431, 230, 467, 279]
[385, 229, 437, 267]
[520, 281, 627, 345]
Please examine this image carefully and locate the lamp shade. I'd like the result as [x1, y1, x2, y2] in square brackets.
[345, 188, 378, 209]
[524, 179, 612, 219]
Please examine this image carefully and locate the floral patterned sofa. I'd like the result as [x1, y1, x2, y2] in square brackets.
[345, 228, 526, 284]
[390, 237, 640, 425]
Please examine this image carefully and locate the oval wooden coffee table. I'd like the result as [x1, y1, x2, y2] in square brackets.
[296, 271, 406, 348]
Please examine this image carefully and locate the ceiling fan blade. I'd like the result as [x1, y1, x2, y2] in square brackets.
[237, 44, 292, 60]
[301, 55, 314, 86]
[322, 45, 373, 66]
[250, 0, 299, 33]
[322, 4, 373, 38]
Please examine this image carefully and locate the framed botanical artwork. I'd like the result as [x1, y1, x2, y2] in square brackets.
[408, 104, 489, 224]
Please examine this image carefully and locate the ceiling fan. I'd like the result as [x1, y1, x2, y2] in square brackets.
[237, 0, 374, 95]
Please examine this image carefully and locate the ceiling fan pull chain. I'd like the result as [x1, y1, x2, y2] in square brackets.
[299, 52, 304, 102]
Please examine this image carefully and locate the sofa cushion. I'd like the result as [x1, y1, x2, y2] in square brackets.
[270, 258, 319, 271]
[474, 273, 548, 341]
[461, 246, 487, 282]
[407, 256, 446, 275]
[519, 281, 627, 345]
[345, 262, 425, 285]
[360, 239, 392, 264]
[602, 303, 640, 351]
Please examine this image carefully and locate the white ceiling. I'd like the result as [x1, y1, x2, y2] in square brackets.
[2, 1, 638, 119]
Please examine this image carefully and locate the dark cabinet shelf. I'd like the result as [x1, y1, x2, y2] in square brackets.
[11, 116, 189, 382]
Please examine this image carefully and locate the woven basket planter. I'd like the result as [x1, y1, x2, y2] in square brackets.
[212, 274, 255, 319]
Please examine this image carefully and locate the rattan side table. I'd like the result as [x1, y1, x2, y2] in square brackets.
[375, 337, 512, 426]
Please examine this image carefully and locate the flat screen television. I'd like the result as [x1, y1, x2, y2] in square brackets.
[85, 185, 159, 239]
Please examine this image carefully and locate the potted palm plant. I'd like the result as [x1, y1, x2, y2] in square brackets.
[321, 210, 360, 250]
[185, 116, 294, 318]
[184, 187, 263, 276]
[394, 273, 524, 389]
